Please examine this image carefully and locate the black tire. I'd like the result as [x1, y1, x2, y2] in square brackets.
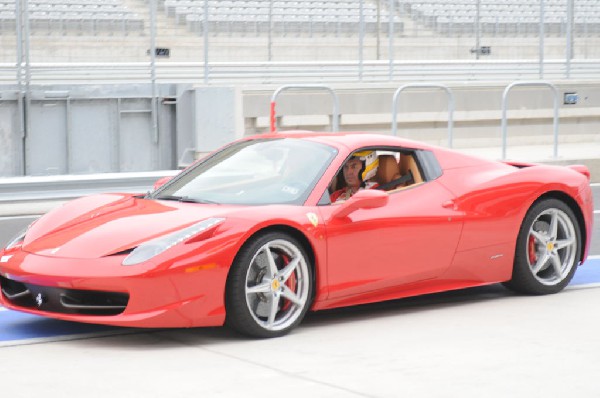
[225, 232, 313, 338]
[503, 198, 581, 295]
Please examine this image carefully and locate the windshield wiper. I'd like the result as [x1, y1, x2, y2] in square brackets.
[182, 197, 219, 204]
[133, 191, 151, 199]
[155, 194, 183, 201]
[155, 195, 218, 204]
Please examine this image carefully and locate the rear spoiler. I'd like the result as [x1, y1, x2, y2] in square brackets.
[503, 161, 591, 182]
[567, 164, 591, 181]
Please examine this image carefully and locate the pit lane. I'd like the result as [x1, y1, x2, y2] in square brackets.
[0, 183, 599, 346]
[0, 185, 598, 397]
[0, 256, 598, 346]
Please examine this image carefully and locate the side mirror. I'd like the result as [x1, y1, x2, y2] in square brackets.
[331, 189, 388, 219]
[153, 176, 173, 190]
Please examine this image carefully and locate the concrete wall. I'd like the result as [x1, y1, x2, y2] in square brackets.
[0, 84, 178, 177]
[239, 81, 600, 147]
[1, 80, 598, 177]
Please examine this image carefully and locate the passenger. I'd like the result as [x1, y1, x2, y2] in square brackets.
[330, 151, 379, 203]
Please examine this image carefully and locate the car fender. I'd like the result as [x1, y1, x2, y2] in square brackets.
[220, 210, 329, 304]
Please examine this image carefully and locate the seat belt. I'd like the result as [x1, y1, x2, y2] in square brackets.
[375, 170, 414, 191]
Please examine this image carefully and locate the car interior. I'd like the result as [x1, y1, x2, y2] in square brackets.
[328, 149, 424, 200]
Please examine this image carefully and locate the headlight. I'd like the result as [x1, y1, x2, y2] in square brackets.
[122, 218, 225, 266]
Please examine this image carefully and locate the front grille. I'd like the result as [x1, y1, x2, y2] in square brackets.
[0, 275, 129, 316]
[0, 276, 35, 307]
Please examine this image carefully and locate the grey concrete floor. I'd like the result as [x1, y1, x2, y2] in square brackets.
[0, 185, 598, 398]
[1, 283, 599, 397]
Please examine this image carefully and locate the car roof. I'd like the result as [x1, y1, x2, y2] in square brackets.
[242, 130, 500, 171]
[246, 131, 434, 152]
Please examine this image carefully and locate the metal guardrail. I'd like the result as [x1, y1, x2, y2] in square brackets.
[391, 83, 455, 147]
[0, 170, 179, 202]
[500, 81, 560, 160]
[1, 60, 600, 84]
[270, 84, 340, 132]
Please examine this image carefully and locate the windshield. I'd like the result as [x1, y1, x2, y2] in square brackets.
[152, 138, 337, 205]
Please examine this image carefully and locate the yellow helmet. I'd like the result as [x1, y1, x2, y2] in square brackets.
[352, 150, 379, 182]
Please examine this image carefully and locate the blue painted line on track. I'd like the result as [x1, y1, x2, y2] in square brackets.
[0, 257, 599, 344]
[0, 310, 123, 344]
[570, 257, 600, 286]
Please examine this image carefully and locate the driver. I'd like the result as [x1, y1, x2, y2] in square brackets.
[330, 150, 379, 203]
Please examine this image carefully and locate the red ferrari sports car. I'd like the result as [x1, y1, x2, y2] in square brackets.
[0, 132, 594, 337]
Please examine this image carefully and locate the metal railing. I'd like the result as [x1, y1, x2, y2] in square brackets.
[3, 0, 597, 88]
[391, 83, 455, 147]
[0, 170, 179, 203]
[270, 84, 340, 132]
[500, 81, 560, 159]
[1, 59, 599, 85]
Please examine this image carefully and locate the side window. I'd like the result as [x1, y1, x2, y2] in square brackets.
[325, 147, 428, 205]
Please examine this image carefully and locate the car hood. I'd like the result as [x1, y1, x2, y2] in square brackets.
[22, 194, 236, 259]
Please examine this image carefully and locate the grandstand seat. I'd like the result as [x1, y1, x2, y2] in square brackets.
[0, 0, 140, 35]
[397, 0, 597, 37]
[161, 0, 400, 38]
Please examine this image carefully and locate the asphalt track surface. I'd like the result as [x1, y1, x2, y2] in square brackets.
[0, 185, 599, 397]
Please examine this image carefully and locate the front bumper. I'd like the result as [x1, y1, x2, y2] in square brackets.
[0, 249, 229, 328]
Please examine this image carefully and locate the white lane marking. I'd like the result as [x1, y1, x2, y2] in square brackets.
[566, 282, 600, 291]
[594, 210, 600, 214]
[588, 255, 600, 260]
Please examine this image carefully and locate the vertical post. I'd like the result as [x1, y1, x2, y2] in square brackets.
[539, 0, 545, 79]
[268, 0, 273, 61]
[475, 0, 481, 60]
[203, 0, 209, 84]
[358, 0, 364, 81]
[16, 0, 23, 98]
[23, 0, 30, 90]
[269, 101, 276, 133]
[376, 0, 380, 60]
[552, 89, 559, 158]
[388, 0, 394, 81]
[565, 0, 573, 78]
[65, 98, 71, 173]
[116, 98, 122, 171]
[15, 0, 26, 175]
[150, 0, 159, 144]
[22, 0, 32, 175]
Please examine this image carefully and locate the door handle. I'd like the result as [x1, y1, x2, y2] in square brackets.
[442, 200, 456, 210]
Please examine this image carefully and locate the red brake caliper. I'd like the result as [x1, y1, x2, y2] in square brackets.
[281, 254, 297, 311]
[528, 234, 538, 265]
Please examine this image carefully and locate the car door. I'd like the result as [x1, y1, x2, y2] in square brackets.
[319, 180, 464, 300]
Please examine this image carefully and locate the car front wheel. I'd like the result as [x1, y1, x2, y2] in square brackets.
[504, 198, 581, 295]
[225, 232, 313, 338]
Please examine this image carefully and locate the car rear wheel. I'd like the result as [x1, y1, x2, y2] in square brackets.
[225, 232, 313, 338]
[504, 198, 581, 295]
